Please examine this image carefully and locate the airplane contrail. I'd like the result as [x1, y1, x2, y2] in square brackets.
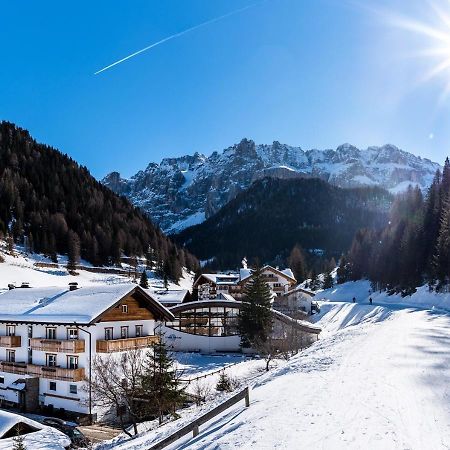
[94, 2, 261, 75]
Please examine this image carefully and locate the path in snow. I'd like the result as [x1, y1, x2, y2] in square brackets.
[166, 305, 450, 450]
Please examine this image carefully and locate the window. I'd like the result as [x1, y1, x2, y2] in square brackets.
[121, 304, 128, 314]
[135, 325, 143, 337]
[6, 325, 15, 336]
[46, 354, 57, 367]
[28, 348, 32, 364]
[46, 327, 57, 340]
[69, 384, 77, 395]
[67, 329, 78, 340]
[49, 381, 56, 391]
[6, 350, 15, 363]
[120, 327, 129, 339]
[104, 328, 113, 340]
[0, 377, 4, 384]
[27, 325, 33, 339]
[67, 356, 78, 370]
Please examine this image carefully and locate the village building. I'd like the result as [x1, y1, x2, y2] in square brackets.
[0, 283, 173, 421]
[272, 286, 317, 317]
[193, 265, 297, 301]
[151, 289, 191, 307]
[162, 299, 321, 354]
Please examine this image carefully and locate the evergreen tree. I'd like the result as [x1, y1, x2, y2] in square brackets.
[238, 266, 273, 348]
[216, 371, 232, 392]
[12, 431, 26, 450]
[322, 270, 334, 289]
[141, 337, 185, 424]
[140, 270, 149, 289]
[66, 230, 80, 272]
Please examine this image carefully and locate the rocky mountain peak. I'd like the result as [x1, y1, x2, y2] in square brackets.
[102, 140, 441, 233]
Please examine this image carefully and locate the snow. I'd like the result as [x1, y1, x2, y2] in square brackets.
[0, 409, 70, 449]
[0, 245, 194, 295]
[99, 297, 450, 449]
[317, 279, 450, 311]
[167, 212, 206, 234]
[389, 180, 420, 194]
[0, 284, 140, 324]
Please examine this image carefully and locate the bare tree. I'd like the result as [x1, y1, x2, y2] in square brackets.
[88, 350, 146, 436]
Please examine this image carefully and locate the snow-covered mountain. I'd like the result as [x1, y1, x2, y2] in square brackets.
[102, 139, 441, 233]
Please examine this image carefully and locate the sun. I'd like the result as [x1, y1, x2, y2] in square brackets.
[382, 1, 450, 101]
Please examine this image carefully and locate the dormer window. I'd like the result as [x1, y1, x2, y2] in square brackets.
[121, 304, 128, 314]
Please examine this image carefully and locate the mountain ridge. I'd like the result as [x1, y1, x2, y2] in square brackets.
[102, 139, 441, 233]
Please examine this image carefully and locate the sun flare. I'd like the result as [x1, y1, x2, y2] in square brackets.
[382, 1, 450, 101]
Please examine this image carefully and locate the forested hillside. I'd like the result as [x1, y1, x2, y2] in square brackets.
[339, 158, 450, 293]
[174, 177, 392, 270]
[0, 122, 197, 280]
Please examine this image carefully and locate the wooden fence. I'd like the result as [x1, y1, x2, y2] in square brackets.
[147, 386, 250, 450]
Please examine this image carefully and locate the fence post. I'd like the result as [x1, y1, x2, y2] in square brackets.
[245, 387, 250, 407]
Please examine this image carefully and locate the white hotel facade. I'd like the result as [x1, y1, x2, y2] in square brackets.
[0, 284, 173, 421]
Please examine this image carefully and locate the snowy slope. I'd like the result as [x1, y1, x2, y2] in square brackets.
[103, 140, 441, 232]
[0, 247, 193, 294]
[97, 300, 450, 450]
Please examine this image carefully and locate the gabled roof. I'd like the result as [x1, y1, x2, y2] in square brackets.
[151, 289, 189, 305]
[287, 285, 315, 297]
[0, 284, 174, 325]
[193, 273, 239, 287]
[239, 265, 297, 284]
[0, 410, 70, 449]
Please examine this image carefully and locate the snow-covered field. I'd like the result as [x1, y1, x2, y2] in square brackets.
[100, 300, 450, 450]
[0, 247, 193, 293]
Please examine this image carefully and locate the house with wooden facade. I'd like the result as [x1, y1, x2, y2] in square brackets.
[0, 283, 173, 421]
[193, 265, 297, 301]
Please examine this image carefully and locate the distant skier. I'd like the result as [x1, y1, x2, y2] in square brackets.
[352, 297, 356, 303]
[369, 297, 373, 305]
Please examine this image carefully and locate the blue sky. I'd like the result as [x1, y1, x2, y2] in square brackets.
[1, 0, 450, 178]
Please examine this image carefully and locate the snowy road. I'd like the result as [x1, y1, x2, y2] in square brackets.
[169, 304, 450, 450]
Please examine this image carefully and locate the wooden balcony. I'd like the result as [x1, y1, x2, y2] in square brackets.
[96, 335, 159, 353]
[0, 336, 21, 347]
[30, 338, 85, 353]
[0, 361, 85, 382]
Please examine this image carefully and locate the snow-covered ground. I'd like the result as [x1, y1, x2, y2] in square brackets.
[0, 245, 193, 293]
[99, 299, 450, 449]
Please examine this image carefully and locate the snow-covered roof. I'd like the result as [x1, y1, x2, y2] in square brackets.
[0, 284, 173, 324]
[197, 274, 239, 285]
[152, 289, 189, 305]
[0, 410, 70, 449]
[287, 285, 315, 297]
[239, 266, 296, 283]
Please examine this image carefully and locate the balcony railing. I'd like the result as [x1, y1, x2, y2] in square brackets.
[30, 338, 85, 353]
[0, 361, 85, 382]
[0, 336, 21, 347]
[96, 335, 159, 353]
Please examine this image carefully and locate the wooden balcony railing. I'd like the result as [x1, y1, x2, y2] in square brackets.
[0, 361, 85, 382]
[96, 335, 159, 353]
[0, 336, 21, 347]
[30, 338, 85, 353]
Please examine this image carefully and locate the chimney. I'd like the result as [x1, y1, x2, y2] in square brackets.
[69, 282, 79, 291]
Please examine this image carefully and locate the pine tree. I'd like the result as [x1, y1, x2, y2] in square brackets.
[141, 337, 185, 424]
[12, 431, 26, 450]
[140, 270, 149, 289]
[216, 371, 232, 392]
[66, 230, 80, 272]
[238, 266, 273, 348]
[322, 270, 334, 289]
